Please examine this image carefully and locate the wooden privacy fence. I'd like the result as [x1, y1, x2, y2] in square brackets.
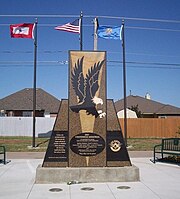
[119, 118, 180, 138]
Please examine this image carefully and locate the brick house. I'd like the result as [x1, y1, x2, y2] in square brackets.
[0, 88, 60, 117]
[115, 95, 180, 118]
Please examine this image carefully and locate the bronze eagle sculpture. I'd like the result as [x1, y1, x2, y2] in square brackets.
[70, 56, 105, 117]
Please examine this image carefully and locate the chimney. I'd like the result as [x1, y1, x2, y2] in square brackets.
[145, 92, 151, 100]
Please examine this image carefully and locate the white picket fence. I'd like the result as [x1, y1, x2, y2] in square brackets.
[0, 117, 56, 137]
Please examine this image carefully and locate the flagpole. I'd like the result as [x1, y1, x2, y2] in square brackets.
[94, 17, 98, 50]
[122, 19, 128, 147]
[32, 18, 38, 148]
[80, 11, 83, 51]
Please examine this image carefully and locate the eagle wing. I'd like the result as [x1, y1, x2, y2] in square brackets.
[71, 56, 85, 103]
[85, 59, 105, 99]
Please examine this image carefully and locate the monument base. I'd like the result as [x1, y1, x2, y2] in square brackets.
[35, 165, 140, 184]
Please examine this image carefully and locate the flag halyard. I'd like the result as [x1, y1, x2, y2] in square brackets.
[10, 23, 35, 39]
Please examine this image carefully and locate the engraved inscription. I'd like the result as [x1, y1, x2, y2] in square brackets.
[70, 132, 105, 156]
[54, 133, 66, 154]
[43, 131, 68, 162]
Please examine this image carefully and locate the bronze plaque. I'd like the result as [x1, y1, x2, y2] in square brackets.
[42, 131, 68, 167]
[70, 132, 105, 156]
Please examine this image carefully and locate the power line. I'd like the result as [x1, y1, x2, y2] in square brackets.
[0, 50, 67, 54]
[0, 14, 79, 18]
[0, 60, 180, 69]
[1, 14, 180, 24]
[109, 60, 180, 67]
[1, 15, 180, 70]
[109, 51, 180, 58]
[126, 26, 180, 32]
[0, 60, 68, 65]
[97, 15, 180, 24]
[1, 50, 180, 60]
[1, 23, 180, 33]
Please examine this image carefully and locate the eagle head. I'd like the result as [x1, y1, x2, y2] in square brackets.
[92, 96, 103, 105]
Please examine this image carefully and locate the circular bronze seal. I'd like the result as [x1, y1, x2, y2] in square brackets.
[110, 140, 121, 152]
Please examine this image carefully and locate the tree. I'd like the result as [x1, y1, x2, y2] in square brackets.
[129, 104, 142, 118]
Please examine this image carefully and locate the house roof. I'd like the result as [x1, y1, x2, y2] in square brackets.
[0, 88, 60, 113]
[115, 95, 180, 115]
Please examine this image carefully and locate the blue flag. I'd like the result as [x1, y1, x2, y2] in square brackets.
[97, 26, 121, 40]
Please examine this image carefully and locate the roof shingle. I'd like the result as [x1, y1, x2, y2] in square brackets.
[0, 88, 60, 113]
[115, 95, 180, 115]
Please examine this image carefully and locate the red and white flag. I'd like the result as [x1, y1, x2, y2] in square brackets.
[10, 23, 35, 39]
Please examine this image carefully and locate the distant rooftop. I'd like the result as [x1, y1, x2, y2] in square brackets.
[0, 88, 60, 113]
[115, 95, 180, 115]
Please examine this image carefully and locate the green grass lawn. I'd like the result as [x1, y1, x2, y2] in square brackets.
[0, 136, 162, 152]
[0, 136, 49, 152]
[127, 138, 162, 151]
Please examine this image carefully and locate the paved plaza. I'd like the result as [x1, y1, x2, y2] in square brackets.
[0, 152, 179, 199]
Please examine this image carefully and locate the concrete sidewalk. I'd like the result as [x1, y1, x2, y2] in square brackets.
[0, 155, 179, 199]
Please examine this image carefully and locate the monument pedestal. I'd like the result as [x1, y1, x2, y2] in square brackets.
[35, 164, 139, 184]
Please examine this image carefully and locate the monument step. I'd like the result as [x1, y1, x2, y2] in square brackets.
[35, 164, 139, 184]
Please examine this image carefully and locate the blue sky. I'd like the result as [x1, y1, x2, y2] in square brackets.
[0, 0, 180, 107]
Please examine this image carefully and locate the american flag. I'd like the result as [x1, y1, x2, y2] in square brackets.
[55, 19, 80, 33]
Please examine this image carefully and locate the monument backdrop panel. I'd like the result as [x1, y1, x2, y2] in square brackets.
[106, 100, 131, 166]
[43, 100, 69, 167]
[69, 51, 106, 167]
